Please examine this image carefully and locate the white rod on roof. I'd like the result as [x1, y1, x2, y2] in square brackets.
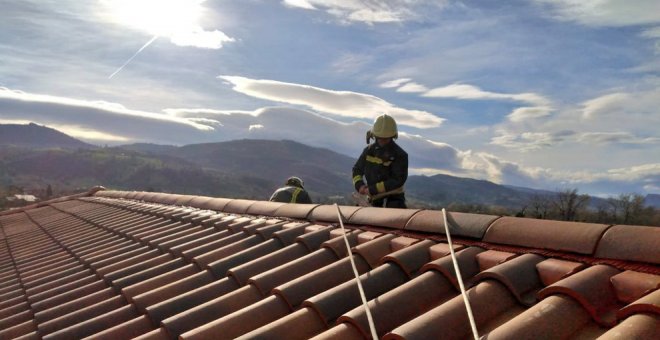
[442, 208, 479, 340]
[334, 203, 378, 340]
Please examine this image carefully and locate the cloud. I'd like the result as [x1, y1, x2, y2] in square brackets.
[397, 82, 428, 93]
[423, 83, 550, 106]
[0, 87, 216, 145]
[578, 132, 660, 145]
[384, 80, 553, 122]
[380, 78, 412, 88]
[218, 75, 444, 128]
[281, 0, 446, 24]
[490, 130, 575, 151]
[507, 106, 554, 122]
[581, 92, 630, 119]
[535, 0, 660, 27]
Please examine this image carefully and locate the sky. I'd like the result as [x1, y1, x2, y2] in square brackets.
[0, 0, 659, 197]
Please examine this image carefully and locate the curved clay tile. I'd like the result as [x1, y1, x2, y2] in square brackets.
[595, 225, 660, 265]
[617, 288, 660, 320]
[222, 199, 257, 214]
[274, 203, 320, 220]
[483, 216, 609, 254]
[303, 263, 408, 326]
[380, 239, 434, 278]
[535, 258, 587, 286]
[475, 250, 517, 272]
[385, 280, 522, 340]
[193, 197, 232, 211]
[610, 270, 660, 304]
[599, 313, 660, 340]
[307, 205, 361, 224]
[483, 295, 601, 340]
[246, 201, 286, 217]
[312, 322, 365, 340]
[421, 246, 486, 290]
[404, 210, 499, 239]
[348, 207, 421, 229]
[473, 253, 545, 306]
[338, 270, 456, 338]
[251, 242, 343, 295]
[271, 253, 369, 310]
[538, 264, 622, 327]
[236, 307, 327, 340]
[428, 242, 465, 260]
[179, 295, 291, 340]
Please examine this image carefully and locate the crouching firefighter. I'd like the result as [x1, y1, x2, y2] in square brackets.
[269, 176, 313, 204]
[352, 114, 408, 208]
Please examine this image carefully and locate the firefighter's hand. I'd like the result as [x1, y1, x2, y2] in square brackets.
[358, 185, 369, 195]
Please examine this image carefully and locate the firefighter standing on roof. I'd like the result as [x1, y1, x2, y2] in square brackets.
[352, 114, 408, 208]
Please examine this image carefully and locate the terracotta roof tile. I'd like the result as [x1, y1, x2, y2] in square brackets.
[483, 216, 609, 254]
[600, 313, 660, 340]
[617, 288, 660, 319]
[595, 224, 660, 265]
[405, 210, 498, 238]
[538, 264, 622, 326]
[536, 258, 587, 286]
[0, 191, 656, 339]
[222, 199, 257, 214]
[348, 207, 421, 229]
[180, 295, 291, 340]
[237, 307, 327, 340]
[473, 253, 545, 306]
[482, 295, 600, 340]
[610, 270, 660, 304]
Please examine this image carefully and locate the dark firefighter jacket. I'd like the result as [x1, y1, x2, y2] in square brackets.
[269, 185, 312, 204]
[352, 140, 408, 198]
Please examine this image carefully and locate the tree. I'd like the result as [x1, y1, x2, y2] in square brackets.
[528, 193, 553, 219]
[46, 184, 53, 198]
[552, 188, 590, 221]
[608, 193, 649, 225]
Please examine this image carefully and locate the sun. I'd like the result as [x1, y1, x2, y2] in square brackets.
[101, 0, 204, 37]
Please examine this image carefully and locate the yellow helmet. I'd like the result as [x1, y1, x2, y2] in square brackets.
[371, 114, 398, 139]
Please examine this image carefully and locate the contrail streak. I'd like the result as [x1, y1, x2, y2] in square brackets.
[109, 35, 159, 79]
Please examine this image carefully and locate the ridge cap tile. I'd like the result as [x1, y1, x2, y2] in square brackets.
[348, 207, 421, 229]
[594, 224, 660, 265]
[404, 210, 498, 239]
[483, 216, 609, 254]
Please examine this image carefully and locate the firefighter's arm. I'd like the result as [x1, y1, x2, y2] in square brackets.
[352, 149, 367, 191]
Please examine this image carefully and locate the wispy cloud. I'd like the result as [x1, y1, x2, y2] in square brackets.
[383, 80, 553, 122]
[423, 83, 550, 106]
[281, 0, 446, 24]
[218, 75, 444, 128]
[490, 130, 575, 151]
[534, 0, 660, 27]
[0, 87, 213, 130]
[578, 132, 660, 145]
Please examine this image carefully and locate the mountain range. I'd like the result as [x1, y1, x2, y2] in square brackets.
[1, 123, 656, 210]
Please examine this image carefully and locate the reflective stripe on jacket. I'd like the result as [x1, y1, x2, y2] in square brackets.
[352, 140, 408, 198]
[269, 185, 312, 204]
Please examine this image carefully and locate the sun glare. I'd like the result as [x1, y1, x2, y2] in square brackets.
[102, 0, 204, 37]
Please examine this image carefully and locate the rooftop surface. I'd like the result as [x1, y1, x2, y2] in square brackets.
[0, 189, 658, 339]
